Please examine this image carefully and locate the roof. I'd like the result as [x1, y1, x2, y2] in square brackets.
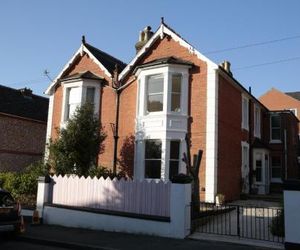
[84, 43, 126, 74]
[133, 56, 193, 73]
[61, 71, 104, 81]
[45, 42, 127, 95]
[119, 22, 218, 81]
[0, 85, 49, 122]
[285, 91, 300, 101]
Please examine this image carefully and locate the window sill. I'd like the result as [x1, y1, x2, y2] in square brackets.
[270, 178, 283, 183]
[269, 140, 282, 144]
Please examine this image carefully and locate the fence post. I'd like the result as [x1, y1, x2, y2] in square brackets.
[170, 183, 191, 238]
[284, 180, 300, 250]
[237, 205, 240, 238]
[36, 175, 51, 218]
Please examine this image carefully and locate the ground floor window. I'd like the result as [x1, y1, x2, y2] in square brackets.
[255, 153, 263, 182]
[145, 139, 162, 179]
[271, 156, 282, 181]
[169, 140, 180, 179]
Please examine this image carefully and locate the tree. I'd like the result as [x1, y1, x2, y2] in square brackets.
[48, 103, 106, 176]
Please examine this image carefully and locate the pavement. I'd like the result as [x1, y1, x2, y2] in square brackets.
[13, 222, 280, 250]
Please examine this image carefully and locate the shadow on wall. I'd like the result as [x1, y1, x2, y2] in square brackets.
[118, 135, 135, 178]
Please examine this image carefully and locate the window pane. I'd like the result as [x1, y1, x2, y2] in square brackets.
[272, 128, 281, 140]
[170, 141, 180, 159]
[86, 87, 95, 104]
[145, 140, 162, 159]
[148, 75, 164, 93]
[145, 160, 161, 179]
[169, 161, 179, 179]
[256, 166, 262, 182]
[69, 87, 81, 104]
[172, 75, 181, 92]
[271, 115, 280, 128]
[272, 167, 281, 178]
[272, 156, 281, 167]
[147, 75, 164, 112]
[147, 94, 163, 112]
[171, 93, 181, 112]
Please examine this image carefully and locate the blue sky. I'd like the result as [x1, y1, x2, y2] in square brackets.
[1, 0, 299, 98]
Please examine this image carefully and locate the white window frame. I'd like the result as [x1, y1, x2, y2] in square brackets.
[241, 95, 249, 131]
[289, 108, 297, 117]
[270, 155, 282, 183]
[270, 114, 281, 143]
[61, 79, 101, 127]
[254, 104, 261, 138]
[241, 141, 250, 193]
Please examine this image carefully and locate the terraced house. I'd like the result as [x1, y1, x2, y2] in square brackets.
[45, 21, 299, 202]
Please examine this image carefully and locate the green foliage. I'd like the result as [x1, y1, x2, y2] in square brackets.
[271, 210, 285, 237]
[48, 103, 106, 176]
[0, 161, 49, 207]
[88, 166, 127, 179]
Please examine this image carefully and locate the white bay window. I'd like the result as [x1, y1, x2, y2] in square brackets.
[134, 61, 191, 181]
[61, 74, 101, 126]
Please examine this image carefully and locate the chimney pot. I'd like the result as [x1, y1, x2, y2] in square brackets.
[220, 60, 233, 76]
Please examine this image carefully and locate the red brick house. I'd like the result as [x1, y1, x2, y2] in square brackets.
[45, 21, 299, 202]
[0, 85, 49, 171]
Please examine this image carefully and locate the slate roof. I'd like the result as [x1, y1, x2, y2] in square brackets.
[84, 43, 127, 74]
[134, 56, 193, 73]
[285, 91, 300, 101]
[0, 85, 49, 122]
[61, 71, 104, 81]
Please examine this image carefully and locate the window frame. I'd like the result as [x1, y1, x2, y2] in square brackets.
[61, 79, 101, 127]
[241, 95, 249, 131]
[144, 139, 162, 179]
[270, 114, 281, 143]
[254, 104, 261, 138]
[270, 155, 282, 183]
[146, 74, 164, 113]
[169, 140, 181, 180]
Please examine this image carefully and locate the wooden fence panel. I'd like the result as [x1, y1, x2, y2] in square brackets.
[51, 175, 170, 217]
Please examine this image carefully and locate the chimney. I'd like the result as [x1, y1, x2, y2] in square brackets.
[220, 60, 233, 76]
[19, 87, 33, 99]
[135, 26, 154, 53]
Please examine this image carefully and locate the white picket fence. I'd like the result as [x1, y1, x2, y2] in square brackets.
[51, 175, 171, 217]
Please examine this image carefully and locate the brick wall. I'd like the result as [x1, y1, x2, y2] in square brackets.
[0, 114, 46, 171]
[217, 74, 243, 201]
[50, 53, 116, 169]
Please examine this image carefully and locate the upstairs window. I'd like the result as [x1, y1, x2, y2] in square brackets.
[86, 87, 95, 104]
[169, 140, 180, 179]
[271, 114, 281, 141]
[254, 105, 261, 138]
[271, 156, 282, 181]
[242, 96, 249, 130]
[66, 87, 81, 121]
[145, 139, 162, 179]
[171, 75, 182, 112]
[147, 75, 164, 112]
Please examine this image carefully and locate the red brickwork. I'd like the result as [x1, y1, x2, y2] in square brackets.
[0, 114, 46, 171]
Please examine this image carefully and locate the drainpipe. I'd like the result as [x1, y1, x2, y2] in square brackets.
[248, 88, 253, 194]
[284, 129, 288, 180]
[112, 89, 120, 175]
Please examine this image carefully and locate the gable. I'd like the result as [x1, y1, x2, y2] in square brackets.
[119, 23, 218, 82]
[63, 53, 111, 83]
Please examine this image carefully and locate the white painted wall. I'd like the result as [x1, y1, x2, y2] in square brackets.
[284, 189, 300, 245]
[42, 183, 191, 239]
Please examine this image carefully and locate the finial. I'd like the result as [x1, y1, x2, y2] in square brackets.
[82, 35, 86, 44]
[161, 17, 164, 24]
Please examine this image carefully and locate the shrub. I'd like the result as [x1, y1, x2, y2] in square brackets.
[0, 161, 49, 207]
[271, 210, 285, 237]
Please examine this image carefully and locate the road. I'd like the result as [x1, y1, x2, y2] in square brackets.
[0, 241, 67, 250]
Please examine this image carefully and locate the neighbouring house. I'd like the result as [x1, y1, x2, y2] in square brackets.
[45, 21, 299, 202]
[0, 85, 49, 171]
[260, 88, 300, 134]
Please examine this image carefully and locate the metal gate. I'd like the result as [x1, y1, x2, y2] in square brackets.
[193, 202, 284, 243]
